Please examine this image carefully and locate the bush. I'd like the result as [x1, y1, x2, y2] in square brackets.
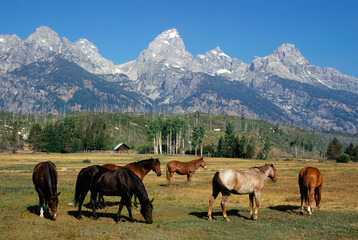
[137, 144, 152, 154]
[82, 159, 91, 163]
[336, 154, 350, 163]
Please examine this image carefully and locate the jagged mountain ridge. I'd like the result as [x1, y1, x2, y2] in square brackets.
[0, 26, 358, 133]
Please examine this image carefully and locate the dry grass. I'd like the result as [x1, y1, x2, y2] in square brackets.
[0, 153, 357, 239]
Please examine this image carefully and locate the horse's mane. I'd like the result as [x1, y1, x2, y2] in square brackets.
[130, 158, 156, 168]
[190, 157, 203, 163]
[46, 162, 57, 194]
[124, 168, 150, 203]
[251, 164, 272, 174]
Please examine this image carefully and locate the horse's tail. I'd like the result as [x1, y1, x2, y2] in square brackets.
[299, 170, 309, 204]
[166, 164, 170, 180]
[212, 171, 231, 196]
[74, 167, 92, 206]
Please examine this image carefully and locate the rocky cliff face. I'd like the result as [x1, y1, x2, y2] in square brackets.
[1, 26, 357, 133]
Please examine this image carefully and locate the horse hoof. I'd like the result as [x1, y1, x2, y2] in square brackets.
[77, 216, 82, 220]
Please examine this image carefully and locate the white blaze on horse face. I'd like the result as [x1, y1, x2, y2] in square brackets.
[308, 206, 311, 214]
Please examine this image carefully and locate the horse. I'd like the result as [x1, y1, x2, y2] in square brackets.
[99, 158, 161, 207]
[298, 167, 323, 215]
[74, 165, 154, 224]
[166, 156, 207, 187]
[32, 161, 61, 220]
[208, 164, 277, 221]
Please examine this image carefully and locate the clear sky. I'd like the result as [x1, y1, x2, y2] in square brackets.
[1, 0, 357, 77]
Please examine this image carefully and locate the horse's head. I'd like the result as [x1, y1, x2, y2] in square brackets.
[268, 164, 277, 183]
[151, 158, 162, 176]
[49, 192, 61, 220]
[140, 198, 154, 224]
[200, 157, 207, 170]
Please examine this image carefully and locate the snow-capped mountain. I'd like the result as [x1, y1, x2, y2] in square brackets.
[0, 26, 357, 133]
[0, 26, 120, 74]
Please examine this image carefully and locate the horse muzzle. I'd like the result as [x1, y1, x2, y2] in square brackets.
[53, 213, 57, 220]
[157, 173, 162, 176]
[273, 178, 277, 183]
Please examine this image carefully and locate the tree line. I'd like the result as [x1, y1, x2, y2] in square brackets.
[326, 137, 358, 162]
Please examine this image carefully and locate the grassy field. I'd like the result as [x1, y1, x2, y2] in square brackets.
[0, 153, 357, 239]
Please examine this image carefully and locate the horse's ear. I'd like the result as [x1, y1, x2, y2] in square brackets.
[57, 192, 61, 196]
[151, 198, 154, 203]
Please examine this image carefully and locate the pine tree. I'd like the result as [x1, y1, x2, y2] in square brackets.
[28, 123, 44, 152]
[326, 137, 343, 160]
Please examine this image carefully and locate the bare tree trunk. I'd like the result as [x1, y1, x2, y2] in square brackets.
[153, 137, 157, 154]
[159, 131, 162, 154]
[200, 143, 203, 157]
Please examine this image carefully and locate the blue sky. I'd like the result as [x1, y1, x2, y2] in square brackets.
[1, 0, 357, 77]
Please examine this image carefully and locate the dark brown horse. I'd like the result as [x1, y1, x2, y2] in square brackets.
[100, 158, 162, 207]
[298, 167, 323, 215]
[75, 165, 154, 224]
[32, 161, 61, 220]
[166, 157, 207, 187]
[208, 164, 277, 221]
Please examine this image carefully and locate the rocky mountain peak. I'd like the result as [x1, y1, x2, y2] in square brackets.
[25, 26, 61, 49]
[273, 43, 308, 65]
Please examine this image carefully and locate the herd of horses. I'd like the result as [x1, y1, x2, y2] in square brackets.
[32, 157, 323, 224]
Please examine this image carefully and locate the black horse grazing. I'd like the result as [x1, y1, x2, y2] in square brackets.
[32, 161, 61, 220]
[74, 165, 154, 224]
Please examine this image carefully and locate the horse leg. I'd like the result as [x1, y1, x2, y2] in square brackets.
[315, 185, 322, 211]
[116, 201, 124, 224]
[249, 193, 254, 219]
[37, 190, 44, 218]
[300, 186, 304, 214]
[186, 174, 192, 187]
[221, 195, 230, 222]
[133, 195, 138, 209]
[308, 185, 315, 215]
[168, 172, 174, 188]
[253, 191, 261, 220]
[90, 191, 99, 220]
[208, 186, 220, 221]
[77, 191, 87, 220]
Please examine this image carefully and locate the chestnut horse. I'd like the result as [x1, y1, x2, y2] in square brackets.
[298, 167, 323, 215]
[99, 158, 161, 207]
[166, 157, 207, 187]
[208, 164, 277, 221]
[32, 161, 61, 220]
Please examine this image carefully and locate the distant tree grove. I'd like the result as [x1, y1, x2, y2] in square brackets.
[0, 112, 338, 160]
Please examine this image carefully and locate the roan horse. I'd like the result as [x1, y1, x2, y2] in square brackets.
[166, 157, 207, 187]
[32, 161, 61, 220]
[100, 158, 162, 207]
[208, 164, 277, 221]
[75, 165, 154, 224]
[298, 167, 323, 215]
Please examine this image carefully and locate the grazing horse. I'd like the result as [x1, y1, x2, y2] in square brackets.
[298, 167, 323, 215]
[100, 158, 161, 207]
[75, 165, 154, 224]
[32, 161, 61, 220]
[208, 164, 277, 221]
[166, 157, 207, 187]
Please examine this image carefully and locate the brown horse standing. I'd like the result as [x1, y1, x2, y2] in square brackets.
[32, 161, 61, 220]
[102, 158, 162, 181]
[298, 167, 323, 215]
[208, 164, 277, 221]
[99, 158, 162, 207]
[166, 157, 207, 187]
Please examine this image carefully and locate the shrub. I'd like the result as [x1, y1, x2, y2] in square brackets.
[336, 154, 350, 163]
[82, 159, 91, 163]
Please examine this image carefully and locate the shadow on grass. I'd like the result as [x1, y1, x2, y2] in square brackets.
[27, 205, 55, 221]
[268, 205, 300, 214]
[189, 209, 251, 220]
[67, 210, 144, 223]
[83, 201, 121, 209]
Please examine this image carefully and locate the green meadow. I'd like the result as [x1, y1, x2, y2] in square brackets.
[0, 153, 357, 239]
